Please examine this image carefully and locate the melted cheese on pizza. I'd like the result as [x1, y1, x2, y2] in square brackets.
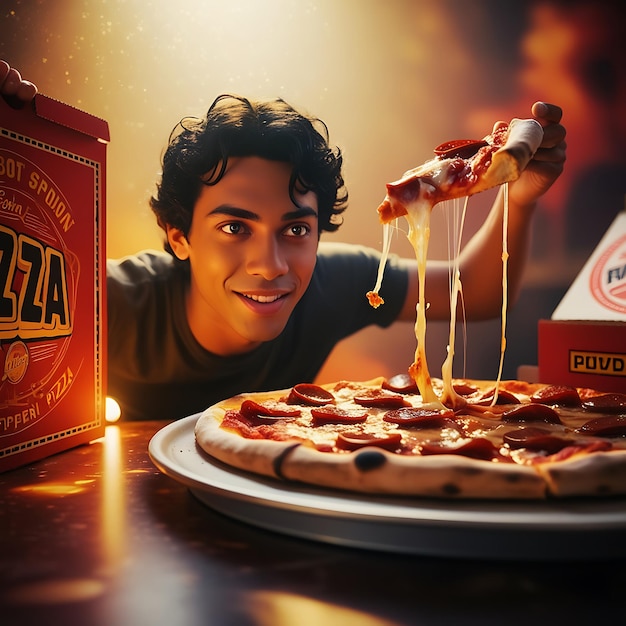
[217, 379, 626, 462]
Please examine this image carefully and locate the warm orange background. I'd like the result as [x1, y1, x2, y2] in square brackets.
[2, 0, 624, 383]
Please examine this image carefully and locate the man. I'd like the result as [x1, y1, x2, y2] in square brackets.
[1, 61, 567, 420]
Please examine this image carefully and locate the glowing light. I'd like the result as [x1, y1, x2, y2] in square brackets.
[102, 424, 126, 569]
[105, 396, 121, 422]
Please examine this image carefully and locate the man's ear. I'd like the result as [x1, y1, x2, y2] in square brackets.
[167, 226, 190, 260]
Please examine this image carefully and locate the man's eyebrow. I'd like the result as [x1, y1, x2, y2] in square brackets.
[208, 206, 260, 220]
[208, 205, 318, 221]
[282, 206, 318, 221]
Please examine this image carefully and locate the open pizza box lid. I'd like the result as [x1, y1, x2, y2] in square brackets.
[537, 208, 626, 392]
[551, 209, 626, 322]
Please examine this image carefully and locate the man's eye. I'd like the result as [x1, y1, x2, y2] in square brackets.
[285, 224, 310, 237]
[220, 222, 245, 235]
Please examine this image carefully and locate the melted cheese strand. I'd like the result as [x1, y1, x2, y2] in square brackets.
[374, 222, 392, 295]
[440, 197, 468, 408]
[405, 200, 440, 404]
[492, 183, 509, 405]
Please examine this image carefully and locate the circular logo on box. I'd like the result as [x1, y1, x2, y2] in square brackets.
[589, 233, 626, 314]
[3, 341, 29, 383]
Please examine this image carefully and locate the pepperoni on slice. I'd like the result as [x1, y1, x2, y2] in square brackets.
[383, 407, 457, 429]
[310, 405, 369, 426]
[287, 383, 335, 406]
[503, 427, 572, 453]
[420, 437, 502, 461]
[502, 403, 562, 424]
[336, 431, 403, 452]
[578, 415, 626, 437]
[239, 400, 301, 421]
[530, 385, 581, 407]
[354, 389, 410, 409]
[433, 139, 489, 159]
[582, 393, 626, 415]
[382, 374, 419, 394]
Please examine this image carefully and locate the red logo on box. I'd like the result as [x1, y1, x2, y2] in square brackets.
[589, 233, 626, 314]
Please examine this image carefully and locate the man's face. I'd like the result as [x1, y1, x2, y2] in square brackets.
[168, 157, 320, 356]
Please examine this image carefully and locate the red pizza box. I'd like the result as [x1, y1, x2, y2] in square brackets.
[0, 94, 108, 471]
[538, 209, 626, 393]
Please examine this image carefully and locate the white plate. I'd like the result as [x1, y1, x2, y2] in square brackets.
[149, 414, 626, 560]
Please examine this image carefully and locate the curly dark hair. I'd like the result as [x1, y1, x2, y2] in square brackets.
[149, 94, 348, 255]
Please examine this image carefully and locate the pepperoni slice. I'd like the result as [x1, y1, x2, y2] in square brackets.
[336, 431, 403, 452]
[452, 381, 479, 396]
[531, 385, 581, 407]
[582, 393, 626, 414]
[420, 437, 502, 461]
[578, 415, 626, 437]
[502, 403, 562, 424]
[503, 427, 572, 453]
[239, 400, 301, 421]
[383, 407, 457, 429]
[382, 374, 419, 394]
[474, 388, 520, 406]
[354, 389, 409, 409]
[287, 383, 335, 406]
[433, 139, 488, 159]
[310, 405, 369, 426]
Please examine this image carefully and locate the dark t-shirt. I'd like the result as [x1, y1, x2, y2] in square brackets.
[106, 241, 408, 420]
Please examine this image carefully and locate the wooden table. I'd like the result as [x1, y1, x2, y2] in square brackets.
[1, 420, 624, 625]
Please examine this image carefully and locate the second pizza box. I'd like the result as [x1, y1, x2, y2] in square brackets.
[0, 93, 108, 471]
[538, 209, 626, 393]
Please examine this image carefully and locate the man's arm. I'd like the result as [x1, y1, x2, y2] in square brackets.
[397, 101, 567, 322]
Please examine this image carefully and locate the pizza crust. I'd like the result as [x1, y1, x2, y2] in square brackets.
[195, 404, 301, 479]
[479, 117, 543, 193]
[277, 443, 547, 499]
[195, 406, 547, 499]
[536, 449, 626, 498]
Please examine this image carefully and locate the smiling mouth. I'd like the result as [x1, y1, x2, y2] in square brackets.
[240, 293, 286, 304]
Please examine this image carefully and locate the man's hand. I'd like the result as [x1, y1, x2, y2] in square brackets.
[508, 101, 567, 207]
[1, 60, 37, 108]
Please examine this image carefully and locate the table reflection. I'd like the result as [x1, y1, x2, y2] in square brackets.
[1, 420, 625, 626]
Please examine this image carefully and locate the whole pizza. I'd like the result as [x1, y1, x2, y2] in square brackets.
[194, 376, 626, 500]
[195, 111, 626, 501]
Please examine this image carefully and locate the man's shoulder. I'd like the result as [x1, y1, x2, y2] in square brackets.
[107, 250, 183, 285]
[106, 250, 189, 311]
[316, 240, 383, 264]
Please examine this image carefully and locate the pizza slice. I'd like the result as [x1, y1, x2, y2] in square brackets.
[376, 117, 544, 224]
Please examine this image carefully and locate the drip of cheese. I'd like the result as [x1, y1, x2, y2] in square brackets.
[366, 220, 393, 308]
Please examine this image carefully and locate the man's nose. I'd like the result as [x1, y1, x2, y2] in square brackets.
[246, 236, 289, 279]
